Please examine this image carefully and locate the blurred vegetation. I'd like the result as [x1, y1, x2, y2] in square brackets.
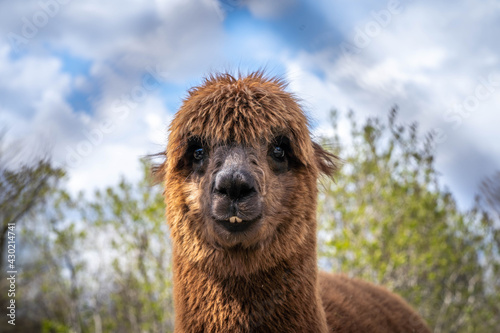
[1, 160, 173, 333]
[318, 109, 500, 333]
[1, 109, 499, 332]
[0, 158, 64, 268]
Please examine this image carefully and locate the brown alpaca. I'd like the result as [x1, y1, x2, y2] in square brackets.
[160, 72, 430, 332]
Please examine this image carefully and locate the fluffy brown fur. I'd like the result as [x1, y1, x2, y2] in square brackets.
[160, 71, 430, 332]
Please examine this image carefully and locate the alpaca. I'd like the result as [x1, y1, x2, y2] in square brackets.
[159, 72, 430, 332]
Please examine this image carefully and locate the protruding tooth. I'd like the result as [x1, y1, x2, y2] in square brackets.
[229, 216, 242, 223]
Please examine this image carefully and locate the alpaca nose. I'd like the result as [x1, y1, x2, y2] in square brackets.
[213, 169, 256, 201]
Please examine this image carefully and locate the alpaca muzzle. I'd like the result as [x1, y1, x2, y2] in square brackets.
[210, 149, 263, 233]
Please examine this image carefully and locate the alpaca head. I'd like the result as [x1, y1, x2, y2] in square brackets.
[163, 72, 337, 276]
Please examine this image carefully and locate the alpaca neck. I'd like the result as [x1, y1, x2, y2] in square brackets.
[172, 244, 328, 332]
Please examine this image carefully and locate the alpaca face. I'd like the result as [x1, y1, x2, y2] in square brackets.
[178, 135, 306, 249]
[163, 73, 336, 273]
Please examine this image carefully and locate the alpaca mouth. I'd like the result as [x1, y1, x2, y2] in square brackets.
[215, 215, 261, 233]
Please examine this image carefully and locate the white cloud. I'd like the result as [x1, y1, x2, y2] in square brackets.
[281, 0, 500, 209]
[0, 42, 87, 167]
[64, 93, 170, 195]
[0, 0, 225, 193]
[284, 56, 357, 141]
[1, 0, 226, 109]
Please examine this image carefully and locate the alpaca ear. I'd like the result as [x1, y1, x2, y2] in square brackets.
[312, 142, 338, 177]
[148, 152, 167, 185]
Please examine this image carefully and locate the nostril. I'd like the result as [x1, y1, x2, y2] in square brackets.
[215, 186, 228, 196]
[238, 183, 256, 199]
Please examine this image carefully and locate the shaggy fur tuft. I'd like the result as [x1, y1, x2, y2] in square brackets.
[159, 71, 430, 332]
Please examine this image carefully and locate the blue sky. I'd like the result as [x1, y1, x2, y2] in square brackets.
[1, 0, 499, 209]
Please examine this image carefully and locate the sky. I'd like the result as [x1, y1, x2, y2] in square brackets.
[0, 0, 499, 210]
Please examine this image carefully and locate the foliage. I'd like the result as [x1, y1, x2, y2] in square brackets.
[16, 160, 174, 333]
[318, 108, 500, 333]
[0, 146, 65, 332]
[0, 156, 64, 266]
[84, 161, 174, 332]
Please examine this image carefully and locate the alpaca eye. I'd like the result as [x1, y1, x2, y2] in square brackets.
[193, 148, 204, 161]
[273, 146, 285, 160]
